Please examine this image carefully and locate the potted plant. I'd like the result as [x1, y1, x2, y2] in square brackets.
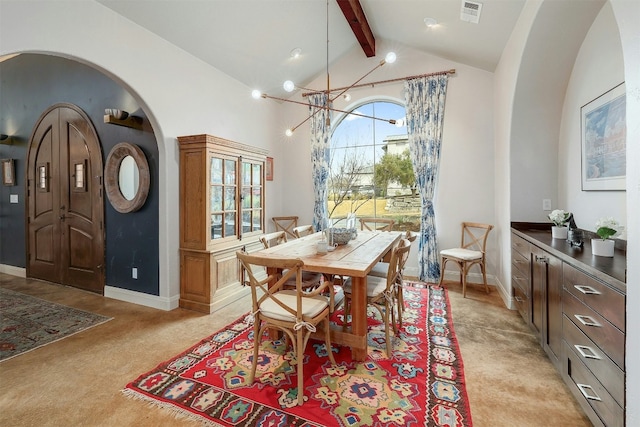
[592, 217, 622, 257]
[548, 209, 571, 239]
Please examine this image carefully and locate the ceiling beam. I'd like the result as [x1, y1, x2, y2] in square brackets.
[336, 0, 375, 57]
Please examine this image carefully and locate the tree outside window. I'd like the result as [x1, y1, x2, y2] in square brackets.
[327, 101, 420, 231]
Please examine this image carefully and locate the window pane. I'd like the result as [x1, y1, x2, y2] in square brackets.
[211, 214, 223, 240]
[252, 187, 261, 208]
[224, 159, 236, 184]
[241, 187, 251, 209]
[211, 186, 222, 212]
[242, 162, 251, 186]
[252, 210, 262, 231]
[224, 212, 236, 237]
[211, 158, 223, 184]
[224, 187, 236, 210]
[252, 164, 261, 185]
[242, 211, 251, 233]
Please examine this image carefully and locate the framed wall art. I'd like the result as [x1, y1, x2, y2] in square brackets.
[266, 156, 273, 181]
[581, 82, 626, 191]
[2, 158, 15, 186]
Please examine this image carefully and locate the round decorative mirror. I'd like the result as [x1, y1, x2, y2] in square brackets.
[105, 142, 150, 213]
[119, 155, 139, 201]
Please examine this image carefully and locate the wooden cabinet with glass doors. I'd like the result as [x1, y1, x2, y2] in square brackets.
[177, 134, 267, 313]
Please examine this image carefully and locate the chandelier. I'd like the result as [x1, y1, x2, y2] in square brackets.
[251, 0, 398, 137]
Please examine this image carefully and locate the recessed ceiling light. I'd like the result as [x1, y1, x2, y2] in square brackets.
[424, 17, 437, 27]
[290, 47, 302, 59]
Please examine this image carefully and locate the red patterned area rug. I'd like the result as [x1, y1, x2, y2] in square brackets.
[123, 284, 472, 426]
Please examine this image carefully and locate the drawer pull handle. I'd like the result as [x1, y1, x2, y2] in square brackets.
[577, 383, 602, 402]
[574, 285, 601, 295]
[515, 296, 523, 303]
[574, 345, 601, 360]
[574, 314, 601, 328]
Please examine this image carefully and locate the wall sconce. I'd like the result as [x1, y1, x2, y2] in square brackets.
[0, 134, 12, 145]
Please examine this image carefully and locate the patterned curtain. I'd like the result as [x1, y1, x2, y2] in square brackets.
[404, 75, 449, 282]
[308, 93, 331, 231]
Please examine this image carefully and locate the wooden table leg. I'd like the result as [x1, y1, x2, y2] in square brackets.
[350, 276, 367, 361]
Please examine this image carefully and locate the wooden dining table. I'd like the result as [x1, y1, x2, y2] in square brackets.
[251, 230, 402, 361]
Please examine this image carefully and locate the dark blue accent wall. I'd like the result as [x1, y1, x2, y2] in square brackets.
[0, 54, 160, 295]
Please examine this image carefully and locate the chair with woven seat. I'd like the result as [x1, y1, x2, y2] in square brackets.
[369, 230, 416, 327]
[359, 217, 395, 232]
[438, 222, 493, 298]
[292, 224, 314, 238]
[272, 216, 299, 240]
[237, 251, 338, 406]
[260, 230, 323, 291]
[342, 238, 411, 357]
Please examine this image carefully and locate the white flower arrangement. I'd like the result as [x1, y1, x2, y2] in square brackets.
[548, 209, 570, 227]
[595, 217, 623, 240]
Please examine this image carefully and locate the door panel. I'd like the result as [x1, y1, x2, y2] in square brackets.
[29, 112, 61, 280]
[28, 104, 104, 293]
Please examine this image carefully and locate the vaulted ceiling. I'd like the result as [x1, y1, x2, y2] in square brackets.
[96, 0, 525, 97]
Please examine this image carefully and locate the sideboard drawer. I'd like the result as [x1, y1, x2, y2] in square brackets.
[563, 315, 624, 406]
[564, 341, 623, 427]
[512, 262, 530, 296]
[513, 282, 529, 322]
[511, 247, 530, 278]
[563, 290, 624, 369]
[564, 263, 625, 333]
[511, 233, 530, 258]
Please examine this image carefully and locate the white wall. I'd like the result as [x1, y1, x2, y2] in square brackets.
[0, 0, 281, 307]
[277, 40, 497, 285]
[494, 0, 544, 305]
[610, 0, 639, 423]
[559, 3, 626, 233]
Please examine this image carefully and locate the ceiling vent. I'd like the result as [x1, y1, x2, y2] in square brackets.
[460, 0, 483, 24]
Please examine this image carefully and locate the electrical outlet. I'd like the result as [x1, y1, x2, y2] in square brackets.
[132, 267, 138, 279]
[542, 199, 551, 211]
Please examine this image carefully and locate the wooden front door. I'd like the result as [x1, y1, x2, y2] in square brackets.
[27, 104, 105, 293]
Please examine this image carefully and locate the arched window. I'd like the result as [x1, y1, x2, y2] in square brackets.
[327, 101, 419, 231]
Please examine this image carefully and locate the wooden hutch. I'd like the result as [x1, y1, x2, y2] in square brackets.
[177, 134, 267, 313]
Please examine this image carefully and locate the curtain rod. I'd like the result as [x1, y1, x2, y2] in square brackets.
[301, 68, 456, 98]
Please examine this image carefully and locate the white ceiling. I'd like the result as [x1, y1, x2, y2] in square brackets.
[96, 0, 525, 97]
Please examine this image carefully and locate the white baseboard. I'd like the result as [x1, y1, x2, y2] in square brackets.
[0, 264, 26, 277]
[104, 286, 180, 311]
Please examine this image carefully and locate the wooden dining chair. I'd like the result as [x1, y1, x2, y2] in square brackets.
[292, 224, 314, 238]
[438, 222, 493, 297]
[259, 231, 288, 249]
[342, 239, 411, 357]
[359, 217, 395, 232]
[272, 216, 299, 240]
[260, 230, 322, 291]
[368, 232, 415, 327]
[237, 251, 338, 406]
